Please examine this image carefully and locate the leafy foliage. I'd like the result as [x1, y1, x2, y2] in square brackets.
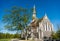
[51, 32, 58, 39]
[51, 25, 60, 39]
[0, 33, 20, 39]
[3, 6, 31, 31]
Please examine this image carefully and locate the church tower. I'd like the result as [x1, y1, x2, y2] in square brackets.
[32, 5, 37, 20]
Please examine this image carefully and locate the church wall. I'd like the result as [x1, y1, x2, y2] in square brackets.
[38, 18, 53, 39]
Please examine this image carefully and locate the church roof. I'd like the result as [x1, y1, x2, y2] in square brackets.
[36, 17, 43, 26]
[30, 19, 38, 28]
[30, 17, 43, 28]
[30, 14, 50, 27]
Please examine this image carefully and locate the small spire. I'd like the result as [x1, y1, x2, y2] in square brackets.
[45, 13, 47, 17]
[44, 13, 48, 19]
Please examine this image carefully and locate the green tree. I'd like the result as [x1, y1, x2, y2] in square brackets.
[51, 24, 60, 39]
[56, 25, 60, 39]
[51, 31, 58, 39]
[2, 6, 31, 39]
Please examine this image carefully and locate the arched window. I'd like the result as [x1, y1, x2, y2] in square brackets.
[48, 25, 50, 31]
[46, 23, 47, 31]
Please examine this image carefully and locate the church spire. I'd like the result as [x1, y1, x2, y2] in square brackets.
[33, 5, 36, 14]
[32, 5, 36, 20]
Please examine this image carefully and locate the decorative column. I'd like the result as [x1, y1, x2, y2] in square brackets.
[41, 31, 43, 39]
[51, 24, 53, 31]
[37, 27, 38, 32]
[31, 27, 34, 39]
[47, 22, 48, 31]
[40, 23, 43, 39]
[39, 23, 41, 39]
[39, 29, 40, 39]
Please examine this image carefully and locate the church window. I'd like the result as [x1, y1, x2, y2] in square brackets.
[44, 24, 46, 31]
[46, 23, 47, 31]
[48, 25, 50, 31]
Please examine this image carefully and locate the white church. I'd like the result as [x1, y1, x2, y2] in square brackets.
[21, 5, 53, 40]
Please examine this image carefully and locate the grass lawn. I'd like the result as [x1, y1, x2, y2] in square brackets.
[0, 39, 35, 41]
[0, 39, 11, 41]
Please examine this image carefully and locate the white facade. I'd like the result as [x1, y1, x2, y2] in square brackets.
[29, 5, 53, 39]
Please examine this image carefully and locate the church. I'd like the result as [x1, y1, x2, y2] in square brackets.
[21, 5, 53, 40]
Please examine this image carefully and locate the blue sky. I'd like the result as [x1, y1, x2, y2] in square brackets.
[0, 0, 60, 34]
